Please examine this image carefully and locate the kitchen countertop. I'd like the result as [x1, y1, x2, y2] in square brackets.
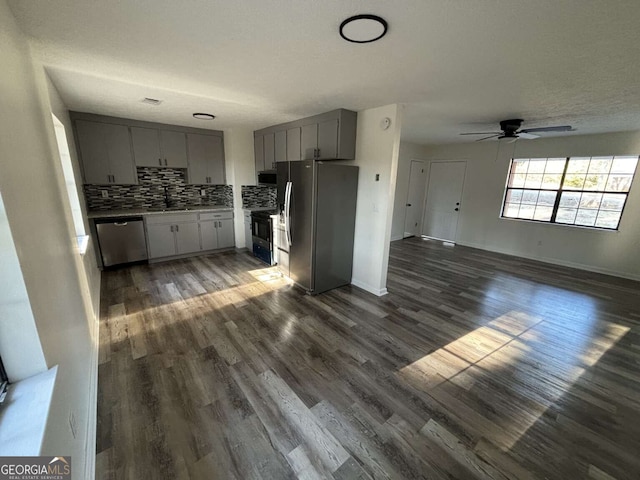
[242, 206, 278, 213]
[88, 205, 233, 219]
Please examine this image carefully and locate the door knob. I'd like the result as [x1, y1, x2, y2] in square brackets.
[455, 208, 459, 211]
[406, 203, 412, 207]
[456, 202, 460, 205]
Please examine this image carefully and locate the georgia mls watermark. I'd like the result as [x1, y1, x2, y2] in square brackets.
[0, 456, 71, 480]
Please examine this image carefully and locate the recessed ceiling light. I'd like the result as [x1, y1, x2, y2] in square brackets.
[141, 97, 162, 105]
[339, 14, 388, 43]
[193, 113, 215, 120]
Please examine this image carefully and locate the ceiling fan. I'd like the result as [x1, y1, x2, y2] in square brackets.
[460, 119, 573, 141]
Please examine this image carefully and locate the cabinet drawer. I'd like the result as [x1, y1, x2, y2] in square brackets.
[199, 211, 233, 221]
[145, 213, 198, 225]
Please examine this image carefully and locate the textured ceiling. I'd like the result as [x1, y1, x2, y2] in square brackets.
[8, 0, 640, 145]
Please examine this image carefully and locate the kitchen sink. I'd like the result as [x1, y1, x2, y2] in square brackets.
[146, 206, 209, 212]
[147, 206, 188, 212]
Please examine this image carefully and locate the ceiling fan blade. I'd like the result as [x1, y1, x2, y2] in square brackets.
[518, 132, 539, 139]
[475, 134, 500, 142]
[520, 125, 573, 134]
[460, 132, 501, 135]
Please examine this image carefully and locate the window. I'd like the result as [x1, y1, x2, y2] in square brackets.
[51, 114, 89, 253]
[502, 156, 638, 230]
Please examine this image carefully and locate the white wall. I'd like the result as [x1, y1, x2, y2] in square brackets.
[391, 141, 430, 241]
[0, 193, 47, 381]
[0, 1, 97, 477]
[424, 131, 640, 279]
[351, 104, 403, 296]
[224, 127, 256, 248]
[46, 74, 101, 325]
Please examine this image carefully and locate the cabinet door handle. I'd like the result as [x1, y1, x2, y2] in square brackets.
[164, 159, 168, 166]
[170, 225, 174, 232]
[158, 158, 162, 166]
[112, 175, 115, 183]
[176, 224, 179, 232]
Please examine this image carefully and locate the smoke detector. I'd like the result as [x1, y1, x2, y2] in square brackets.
[141, 97, 162, 106]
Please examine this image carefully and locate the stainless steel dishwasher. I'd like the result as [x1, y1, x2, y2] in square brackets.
[95, 217, 148, 267]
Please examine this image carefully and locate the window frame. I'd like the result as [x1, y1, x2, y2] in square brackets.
[500, 156, 637, 231]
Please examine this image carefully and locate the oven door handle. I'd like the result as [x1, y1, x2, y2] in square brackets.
[284, 181, 292, 247]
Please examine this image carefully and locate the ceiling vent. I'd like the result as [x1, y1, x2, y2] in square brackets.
[141, 97, 162, 106]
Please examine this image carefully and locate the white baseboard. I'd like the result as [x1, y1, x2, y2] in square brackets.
[456, 240, 640, 282]
[351, 278, 388, 296]
[83, 314, 100, 480]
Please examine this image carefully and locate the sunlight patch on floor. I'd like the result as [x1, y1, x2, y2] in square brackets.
[398, 310, 542, 390]
[397, 309, 630, 450]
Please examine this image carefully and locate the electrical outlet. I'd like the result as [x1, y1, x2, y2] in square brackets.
[375, 174, 380, 181]
[68, 411, 77, 439]
[101, 190, 108, 198]
[200, 189, 206, 196]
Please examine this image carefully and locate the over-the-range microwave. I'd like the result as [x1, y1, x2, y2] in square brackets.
[257, 170, 277, 185]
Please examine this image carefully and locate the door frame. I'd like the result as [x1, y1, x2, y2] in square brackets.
[421, 159, 468, 243]
[402, 159, 428, 238]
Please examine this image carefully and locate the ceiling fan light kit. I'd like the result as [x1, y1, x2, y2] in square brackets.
[460, 118, 573, 141]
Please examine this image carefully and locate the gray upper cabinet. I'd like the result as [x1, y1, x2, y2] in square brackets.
[286, 127, 301, 161]
[132, 127, 188, 168]
[254, 134, 265, 173]
[130, 127, 161, 167]
[160, 130, 188, 168]
[317, 119, 339, 160]
[263, 133, 275, 170]
[75, 119, 137, 185]
[255, 109, 357, 164]
[187, 133, 225, 185]
[274, 130, 287, 164]
[301, 123, 318, 160]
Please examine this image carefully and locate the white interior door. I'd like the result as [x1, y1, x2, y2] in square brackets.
[403, 160, 428, 237]
[422, 161, 466, 242]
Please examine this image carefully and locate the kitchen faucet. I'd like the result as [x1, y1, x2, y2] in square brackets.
[163, 186, 171, 208]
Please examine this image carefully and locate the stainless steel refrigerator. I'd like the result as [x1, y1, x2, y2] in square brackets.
[277, 160, 358, 295]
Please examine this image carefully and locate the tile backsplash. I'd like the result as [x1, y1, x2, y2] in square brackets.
[241, 185, 277, 208]
[85, 167, 233, 210]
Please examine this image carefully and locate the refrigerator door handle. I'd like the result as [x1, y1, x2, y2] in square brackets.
[284, 181, 292, 247]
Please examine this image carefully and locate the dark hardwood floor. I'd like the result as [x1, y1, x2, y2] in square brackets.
[96, 238, 640, 479]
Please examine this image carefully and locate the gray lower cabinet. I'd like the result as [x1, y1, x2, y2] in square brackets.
[200, 212, 234, 250]
[75, 119, 137, 185]
[146, 213, 200, 259]
[131, 126, 188, 168]
[186, 133, 225, 184]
